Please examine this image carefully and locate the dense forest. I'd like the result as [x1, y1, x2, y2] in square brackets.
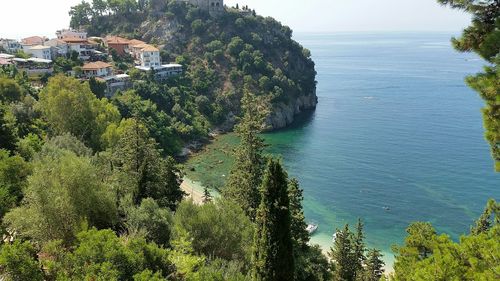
[0, 0, 499, 280]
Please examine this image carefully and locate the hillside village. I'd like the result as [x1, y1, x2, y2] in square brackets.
[0, 29, 183, 97]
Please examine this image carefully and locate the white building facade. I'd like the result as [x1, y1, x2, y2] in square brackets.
[139, 45, 161, 68]
[0, 39, 21, 53]
[27, 45, 52, 60]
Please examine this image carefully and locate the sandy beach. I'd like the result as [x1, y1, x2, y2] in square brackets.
[180, 177, 205, 204]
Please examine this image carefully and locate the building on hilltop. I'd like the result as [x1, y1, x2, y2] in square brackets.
[56, 29, 87, 40]
[176, 0, 224, 16]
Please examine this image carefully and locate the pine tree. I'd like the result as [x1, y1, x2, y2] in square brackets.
[353, 219, 366, 278]
[288, 178, 309, 249]
[330, 224, 356, 281]
[471, 198, 499, 235]
[252, 158, 294, 281]
[224, 92, 269, 220]
[364, 249, 385, 281]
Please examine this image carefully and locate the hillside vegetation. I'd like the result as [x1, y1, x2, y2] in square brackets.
[71, 0, 317, 141]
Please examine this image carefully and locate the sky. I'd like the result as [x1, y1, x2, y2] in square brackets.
[0, 0, 472, 39]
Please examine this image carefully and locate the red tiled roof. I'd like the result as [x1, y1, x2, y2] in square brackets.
[106, 36, 130, 45]
[21, 36, 45, 45]
[82, 61, 112, 70]
[141, 44, 159, 52]
[128, 39, 146, 46]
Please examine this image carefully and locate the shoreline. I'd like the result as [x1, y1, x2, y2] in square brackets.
[180, 174, 395, 273]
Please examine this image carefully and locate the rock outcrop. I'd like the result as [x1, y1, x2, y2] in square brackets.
[266, 91, 318, 130]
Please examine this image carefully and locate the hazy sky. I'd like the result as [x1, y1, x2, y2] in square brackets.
[0, 0, 471, 39]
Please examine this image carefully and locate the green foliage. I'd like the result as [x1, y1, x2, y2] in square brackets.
[252, 158, 295, 281]
[0, 78, 23, 103]
[364, 249, 385, 281]
[329, 221, 381, 281]
[126, 198, 173, 246]
[41, 228, 175, 280]
[104, 118, 184, 210]
[0, 150, 30, 220]
[173, 199, 253, 263]
[224, 92, 269, 220]
[0, 103, 18, 152]
[438, 0, 500, 171]
[4, 143, 117, 245]
[0, 241, 44, 281]
[392, 202, 500, 280]
[89, 76, 108, 99]
[38, 75, 120, 151]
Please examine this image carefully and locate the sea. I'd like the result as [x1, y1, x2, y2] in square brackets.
[263, 32, 500, 267]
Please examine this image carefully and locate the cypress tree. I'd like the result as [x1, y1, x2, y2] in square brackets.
[224, 92, 269, 220]
[252, 158, 294, 281]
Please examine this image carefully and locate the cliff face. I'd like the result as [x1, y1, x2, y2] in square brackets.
[267, 91, 317, 130]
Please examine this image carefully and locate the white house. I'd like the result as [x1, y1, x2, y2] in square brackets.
[0, 39, 21, 53]
[63, 38, 96, 60]
[27, 45, 52, 60]
[21, 36, 47, 51]
[44, 39, 69, 57]
[56, 29, 87, 40]
[135, 64, 183, 80]
[138, 44, 161, 68]
[82, 61, 112, 78]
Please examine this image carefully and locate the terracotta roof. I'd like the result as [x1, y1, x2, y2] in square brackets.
[131, 42, 148, 49]
[141, 44, 159, 52]
[128, 39, 146, 46]
[82, 61, 112, 70]
[62, 37, 88, 43]
[21, 36, 45, 45]
[106, 36, 130, 45]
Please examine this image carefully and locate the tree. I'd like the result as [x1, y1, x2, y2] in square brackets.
[0, 150, 30, 219]
[0, 78, 22, 103]
[471, 198, 499, 235]
[38, 75, 120, 151]
[69, 1, 92, 29]
[0, 103, 18, 152]
[107, 118, 184, 211]
[353, 219, 366, 278]
[393, 200, 500, 280]
[173, 199, 253, 262]
[252, 158, 294, 281]
[329, 224, 356, 281]
[288, 178, 309, 249]
[224, 92, 269, 220]
[40, 228, 175, 280]
[125, 198, 172, 247]
[89, 76, 107, 99]
[364, 249, 385, 281]
[437, 0, 500, 171]
[0, 241, 44, 281]
[4, 145, 117, 245]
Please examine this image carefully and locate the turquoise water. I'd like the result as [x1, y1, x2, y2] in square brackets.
[263, 33, 499, 266]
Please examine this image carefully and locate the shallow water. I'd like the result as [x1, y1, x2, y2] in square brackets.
[263, 32, 499, 266]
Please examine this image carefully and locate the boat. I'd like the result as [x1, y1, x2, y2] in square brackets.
[306, 223, 318, 234]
